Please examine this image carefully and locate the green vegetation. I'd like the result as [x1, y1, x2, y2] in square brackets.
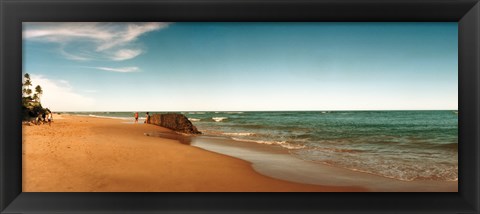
[22, 73, 50, 122]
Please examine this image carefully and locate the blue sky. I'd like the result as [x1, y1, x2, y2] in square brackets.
[23, 22, 458, 111]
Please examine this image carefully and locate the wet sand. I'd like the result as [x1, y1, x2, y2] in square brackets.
[191, 136, 458, 192]
[22, 114, 365, 192]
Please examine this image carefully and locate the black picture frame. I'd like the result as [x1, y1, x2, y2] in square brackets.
[1, 0, 479, 213]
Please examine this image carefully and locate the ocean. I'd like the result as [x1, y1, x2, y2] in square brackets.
[69, 110, 458, 182]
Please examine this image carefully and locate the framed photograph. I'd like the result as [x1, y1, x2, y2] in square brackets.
[1, 0, 479, 213]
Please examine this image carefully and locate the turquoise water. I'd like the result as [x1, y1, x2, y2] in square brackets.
[70, 111, 458, 181]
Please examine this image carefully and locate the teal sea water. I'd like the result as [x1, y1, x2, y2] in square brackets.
[71, 111, 458, 181]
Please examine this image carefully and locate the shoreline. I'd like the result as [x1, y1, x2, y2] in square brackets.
[190, 135, 457, 192]
[22, 114, 365, 192]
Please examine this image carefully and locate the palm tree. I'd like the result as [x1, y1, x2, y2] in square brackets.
[24, 79, 32, 87]
[23, 73, 32, 97]
[21, 73, 49, 121]
[34, 85, 43, 102]
[25, 89, 32, 97]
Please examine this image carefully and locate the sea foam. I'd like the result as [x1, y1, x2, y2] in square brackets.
[231, 137, 306, 150]
[222, 132, 255, 136]
[212, 117, 228, 122]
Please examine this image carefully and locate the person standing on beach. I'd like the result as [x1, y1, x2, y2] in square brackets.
[145, 112, 150, 124]
[134, 112, 139, 123]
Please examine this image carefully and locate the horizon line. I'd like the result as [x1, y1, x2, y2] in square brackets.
[56, 109, 459, 113]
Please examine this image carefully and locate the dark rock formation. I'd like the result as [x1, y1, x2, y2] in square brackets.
[148, 113, 201, 134]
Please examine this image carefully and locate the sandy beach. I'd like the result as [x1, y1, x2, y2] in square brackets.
[22, 114, 366, 192]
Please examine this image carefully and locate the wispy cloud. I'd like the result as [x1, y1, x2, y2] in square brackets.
[91, 66, 140, 73]
[23, 22, 169, 61]
[110, 49, 142, 61]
